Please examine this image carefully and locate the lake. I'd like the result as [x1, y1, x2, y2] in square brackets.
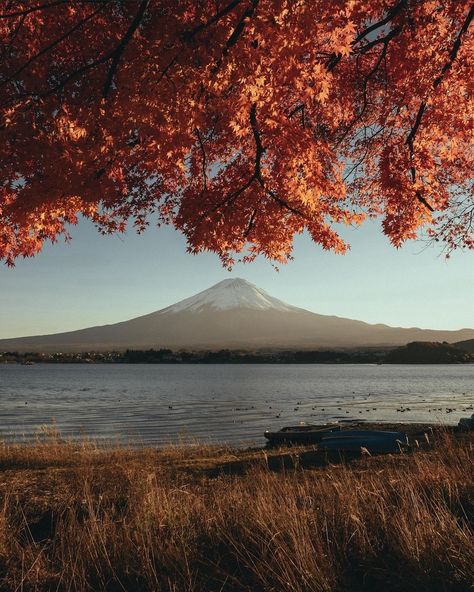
[0, 363, 473, 445]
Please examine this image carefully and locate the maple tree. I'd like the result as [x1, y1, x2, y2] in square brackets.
[0, 0, 473, 266]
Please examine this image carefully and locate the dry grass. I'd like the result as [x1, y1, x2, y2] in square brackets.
[0, 429, 473, 592]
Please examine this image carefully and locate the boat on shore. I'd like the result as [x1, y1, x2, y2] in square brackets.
[458, 413, 474, 430]
[264, 423, 342, 445]
[319, 430, 408, 454]
[264, 424, 409, 453]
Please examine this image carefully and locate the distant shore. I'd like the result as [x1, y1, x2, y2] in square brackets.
[1, 339, 474, 364]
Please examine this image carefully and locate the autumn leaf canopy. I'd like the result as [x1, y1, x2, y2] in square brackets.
[0, 0, 473, 265]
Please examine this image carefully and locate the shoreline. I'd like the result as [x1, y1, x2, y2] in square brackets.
[3, 360, 474, 365]
[0, 418, 470, 449]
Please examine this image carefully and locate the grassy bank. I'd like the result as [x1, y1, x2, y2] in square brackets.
[0, 428, 473, 592]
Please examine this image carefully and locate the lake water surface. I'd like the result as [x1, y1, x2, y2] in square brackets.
[0, 363, 473, 445]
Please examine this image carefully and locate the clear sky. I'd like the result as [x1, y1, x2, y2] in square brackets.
[0, 218, 472, 338]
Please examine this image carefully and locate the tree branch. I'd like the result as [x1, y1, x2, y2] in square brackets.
[244, 208, 257, 237]
[201, 103, 265, 216]
[0, 0, 70, 18]
[327, 0, 406, 71]
[356, 25, 402, 54]
[195, 128, 208, 192]
[249, 102, 265, 180]
[336, 33, 394, 147]
[102, 0, 149, 98]
[182, 0, 242, 41]
[353, 0, 407, 45]
[405, 3, 473, 212]
[18, 0, 147, 100]
[1, 4, 108, 88]
[433, 3, 474, 88]
[38, 53, 111, 98]
[156, 55, 178, 85]
[0, 1, 111, 19]
[406, 101, 426, 161]
[250, 104, 308, 218]
[210, 0, 259, 74]
[1, 13, 26, 60]
[222, 0, 259, 57]
[264, 187, 308, 217]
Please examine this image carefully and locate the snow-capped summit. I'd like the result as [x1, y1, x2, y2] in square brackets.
[161, 278, 300, 313]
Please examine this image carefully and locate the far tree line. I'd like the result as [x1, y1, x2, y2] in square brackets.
[1, 341, 473, 365]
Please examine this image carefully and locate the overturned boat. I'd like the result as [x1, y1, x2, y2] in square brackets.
[319, 429, 408, 454]
[458, 413, 474, 430]
[264, 423, 342, 445]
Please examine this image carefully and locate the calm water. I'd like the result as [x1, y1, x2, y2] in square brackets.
[0, 363, 473, 445]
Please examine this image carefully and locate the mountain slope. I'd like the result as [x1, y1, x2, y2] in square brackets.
[1, 278, 474, 352]
[453, 339, 474, 353]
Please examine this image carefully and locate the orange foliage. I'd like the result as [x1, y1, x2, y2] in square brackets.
[0, 0, 473, 265]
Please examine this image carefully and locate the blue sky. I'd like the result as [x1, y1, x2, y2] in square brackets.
[0, 218, 472, 338]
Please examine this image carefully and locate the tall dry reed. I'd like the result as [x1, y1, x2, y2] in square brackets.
[0, 431, 473, 591]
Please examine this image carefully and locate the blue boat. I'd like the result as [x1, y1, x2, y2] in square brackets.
[319, 430, 408, 453]
[264, 423, 342, 445]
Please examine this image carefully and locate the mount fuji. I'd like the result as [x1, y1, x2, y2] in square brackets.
[2, 278, 474, 352]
